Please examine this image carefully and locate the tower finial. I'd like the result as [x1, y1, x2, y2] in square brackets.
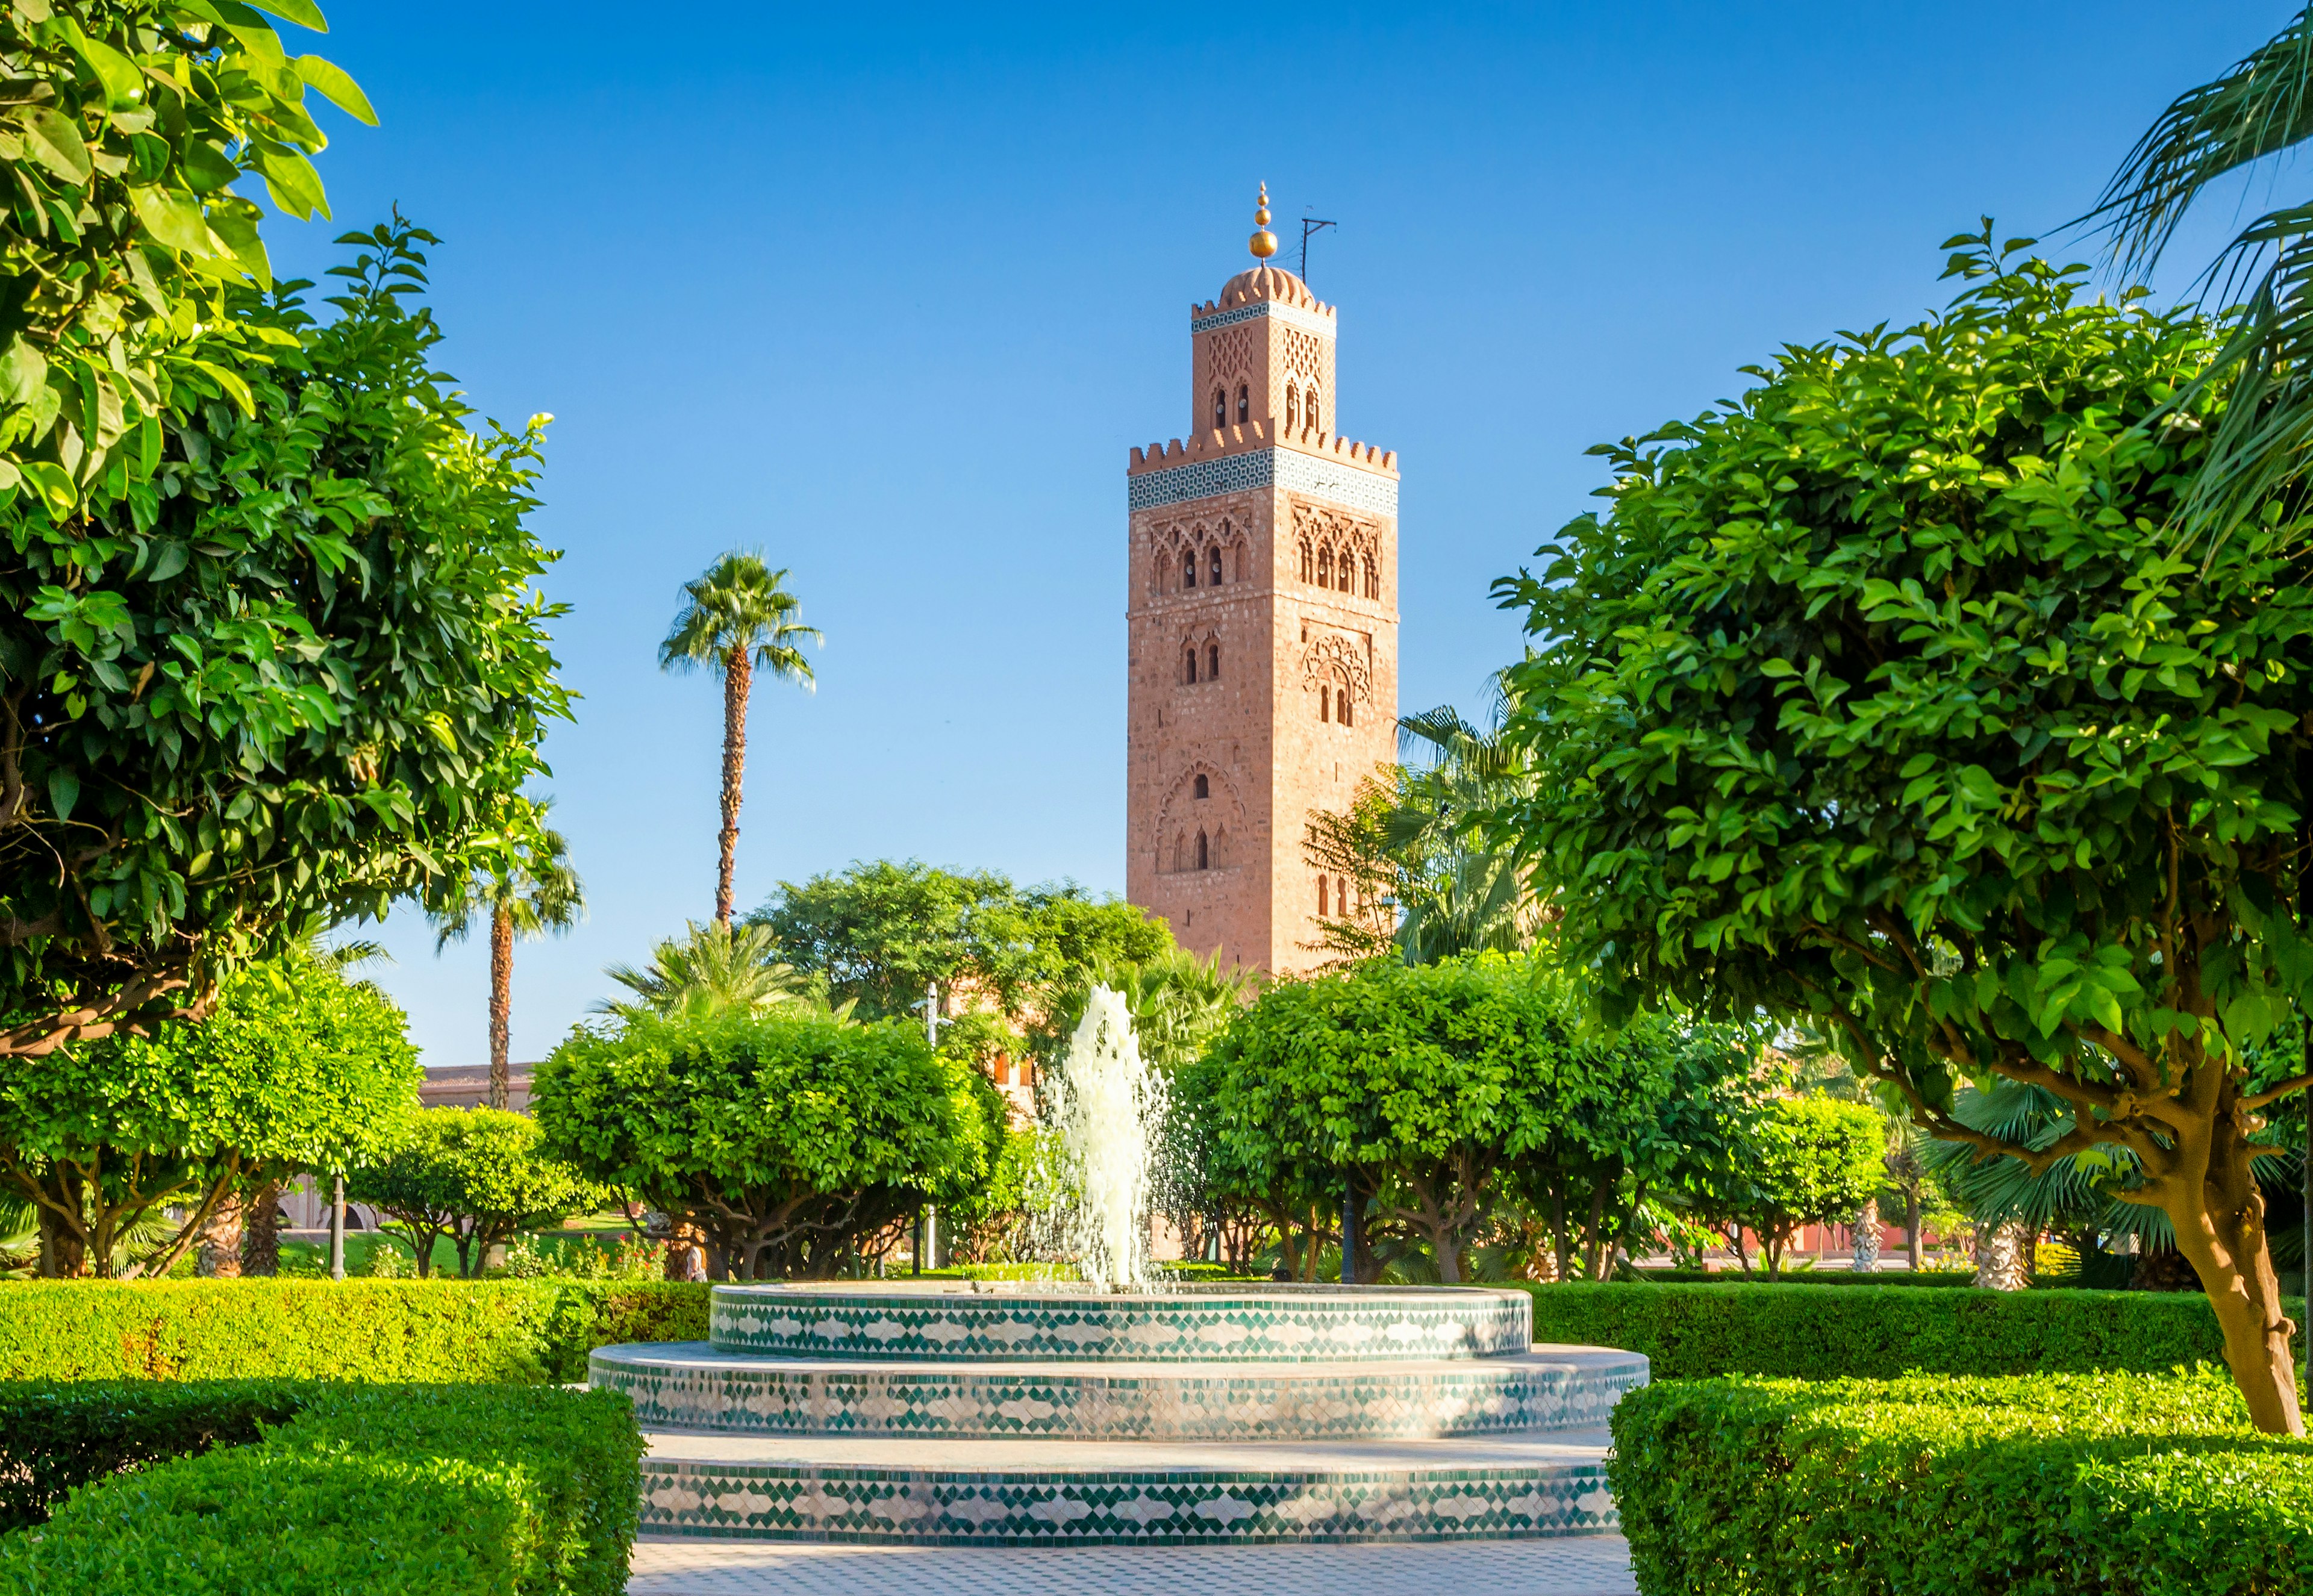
[1249, 183, 1278, 261]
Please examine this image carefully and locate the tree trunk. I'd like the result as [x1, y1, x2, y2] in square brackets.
[1581, 1179, 1610, 1280]
[489, 903, 514, 1111]
[37, 1198, 86, 1278]
[663, 1217, 705, 1282]
[1852, 1198, 1882, 1273]
[2157, 1154, 2304, 1436]
[1906, 1188, 1923, 1271]
[196, 1195, 244, 1278]
[1549, 1176, 1572, 1284]
[1973, 1220, 2030, 1291]
[716, 645, 752, 926]
[240, 1181, 281, 1276]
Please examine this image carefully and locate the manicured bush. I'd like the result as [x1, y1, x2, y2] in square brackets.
[0, 1280, 708, 1385]
[1522, 1280, 2306, 1378]
[0, 1379, 308, 1533]
[1610, 1370, 2313, 1595]
[1630, 1268, 1977, 1286]
[0, 1383, 641, 1596]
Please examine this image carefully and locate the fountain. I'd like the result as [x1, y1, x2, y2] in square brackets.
[590, 992, 1649, 1545]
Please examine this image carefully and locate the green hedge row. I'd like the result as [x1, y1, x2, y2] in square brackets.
[0, 1380, 308, 1533]
[0, 1280, 709, 1384]
[1609, 1370, 2313, 1595]
[1521, 1281, 2303, 1378]
[0, 1383, 641, 1596]
[1629, 1268, 1977, 1287]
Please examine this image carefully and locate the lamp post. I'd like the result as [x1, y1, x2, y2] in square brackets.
[328, 1173, 346, 1282]
[913, 981, 946, 1272]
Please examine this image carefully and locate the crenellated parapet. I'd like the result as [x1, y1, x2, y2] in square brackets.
[1128, 428, 1397, 478]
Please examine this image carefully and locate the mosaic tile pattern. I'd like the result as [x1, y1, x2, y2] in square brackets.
[1127, 449, 1399, 517]
[635, 1457, 1619, 1546]
[1190, 299, 1336, 338]
[593, 1345, 1649, 1441]
[708, 1285, 1526, 1365]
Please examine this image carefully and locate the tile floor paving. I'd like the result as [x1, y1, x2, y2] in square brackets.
[625, 1532, 1640, 1595]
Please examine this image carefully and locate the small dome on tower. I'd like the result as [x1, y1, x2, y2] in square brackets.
[1217, 264, 1320, 311]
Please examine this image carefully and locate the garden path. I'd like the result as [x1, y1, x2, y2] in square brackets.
[625, 1533, 1639, 1594]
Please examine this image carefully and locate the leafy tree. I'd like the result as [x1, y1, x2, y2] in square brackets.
[754, 861, 1167, 1024]
[428, 803, 583, 1110]
[660, 552, 819, 926]
[346, 1106, 602, 1278]
[1199, 956, 1565, 1283]
[533, 1009, 1004, 1280]
[1691, 1097, 1886, 1277]
[0, 211, 570, 1055]
[0, 943, 416, 1276]
[1490, 231, 2313, 1430]
[1502, 1009, 1763, 1282]
[601, 918, 816, 1023]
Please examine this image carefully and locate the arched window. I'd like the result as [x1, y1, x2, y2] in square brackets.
[1183, 547, 1197, 588]
[1364, 556, 1378, 599]
[1236, 383, 1249, 423]
[1212, 389, 1226, 430]
[1208, 643, 1220, 679]
[1319, 686, 1330, 723]
[1317, 547, 1333, 587]
[1184, 649, 1197, 684]
[1285, 383, 1299, 433]
[1317, 875, 1330, 914]
[1339, 689, 1353, 728]
[1196, 830, 1210, 870]
[1209, 546, 1223, 585]
[1306, 387, 1322, 434]
[1338, 555, 1351, 594]
[1335, 875, 1347, 914]
[1299, 541, 1314, 582]
[1194, 773, 1209, 799]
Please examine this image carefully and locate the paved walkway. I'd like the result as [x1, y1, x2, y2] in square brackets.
[626, 1534, 1640, 1595]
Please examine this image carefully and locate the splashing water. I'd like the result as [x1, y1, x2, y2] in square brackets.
[1045, 984, 1167, 1291]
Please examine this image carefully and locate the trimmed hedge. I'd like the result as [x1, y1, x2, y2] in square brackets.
[0, 1383, 641, 1595]
[0, 1280, 708, 1384]
[0, 1380, 308, 1533]
[1630, 1268, 1977, 1287]
[1522, 1280, 2305, 1378]
[1610, 1370, 2313, 1595]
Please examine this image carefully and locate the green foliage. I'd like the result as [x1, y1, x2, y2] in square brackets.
[753, 860, 1168, 1024]
[601, 918, 817, 1023]
[1611, 1370, 2313, 1595]
[659, 550, 819, 687]
[0, 1279, 709, 1384]
[0, 943, 416, 1276]
[0, 1377, 305, 1533]
[1519, 1280, 2303, 1379]
[0, 213, 569, 1052]
[346, 1108, 604, 1279]
[1702, 1097, 1887, 1276]
[1490, 230, 2313, 1421]
[428, 801, 584, 951]
[0, 1383, 641, 1596]
[1199, 956, 1566, 1282]
[534, 1009, 1005, 1279]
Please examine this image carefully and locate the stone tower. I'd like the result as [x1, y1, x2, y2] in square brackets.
[1125, 190, 1399, 973]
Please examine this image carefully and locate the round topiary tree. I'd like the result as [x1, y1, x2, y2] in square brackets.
[532, 1009, 1005, 1280]
[346, 1106, 604, 1278]
[1493, 228, 2313, 1432]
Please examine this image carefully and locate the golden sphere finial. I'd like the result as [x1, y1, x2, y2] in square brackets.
[1249, 182, 1278, 260]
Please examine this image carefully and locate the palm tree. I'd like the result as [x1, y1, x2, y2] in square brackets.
[2087, 8, 2313, 545]
[661, 553, 821, 925]
[601, 919, 820, 1023]
[430, 809, 585, 1109]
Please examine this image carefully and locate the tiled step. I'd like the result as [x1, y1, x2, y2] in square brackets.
[593, 1342, 1647, 1442]
[635, 1427, 1620, 1545]
[710, 1282, 1532, 1364]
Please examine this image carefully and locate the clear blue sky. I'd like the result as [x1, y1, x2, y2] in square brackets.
[277, 1, 2294, 1068]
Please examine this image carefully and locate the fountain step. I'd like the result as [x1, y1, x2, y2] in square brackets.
[709, 1282, 1532, 1363]
[635, 1427, 1620, 1546]
[593, 1342, 1647, 1441]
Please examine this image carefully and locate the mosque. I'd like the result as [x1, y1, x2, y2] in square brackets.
[1125, 188, 1402, 973]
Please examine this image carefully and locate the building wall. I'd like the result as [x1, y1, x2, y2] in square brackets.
[1127, 263, 1399, 974]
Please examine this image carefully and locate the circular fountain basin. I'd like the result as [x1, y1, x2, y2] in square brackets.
[708, 1280, 1532, 1364]
[592, 1342, 1647, 1441]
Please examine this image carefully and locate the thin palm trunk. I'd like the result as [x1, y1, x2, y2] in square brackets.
[717, 644, 752, 926]
[489, 904, 514, 1110]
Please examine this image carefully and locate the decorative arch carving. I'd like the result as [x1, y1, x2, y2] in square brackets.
[1300, 631, 1373, 705]
[1291, 503, 1380, 597]
[1155, 761, 1245, 875]
[1149, 517, 1249, 596]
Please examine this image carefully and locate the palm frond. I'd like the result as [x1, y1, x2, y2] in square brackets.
[430, 801, 585, 952]
[599, 918, 818, 1022]
[661, 550, 823, 687]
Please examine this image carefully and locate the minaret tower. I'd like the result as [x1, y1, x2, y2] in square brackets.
[1125, 187, 1400, 973]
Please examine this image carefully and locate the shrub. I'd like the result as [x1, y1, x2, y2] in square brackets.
[0, 1383, 641, 1596]
[0, 1280, 708, 1385]
[1610, 1370, 2313, 1595]
[0, 1379, 308, 1533]
[1522, 1280, 2305, 1378]
[346, 1108, 605, 1278]
[1630, 1267, 1976, 1286]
